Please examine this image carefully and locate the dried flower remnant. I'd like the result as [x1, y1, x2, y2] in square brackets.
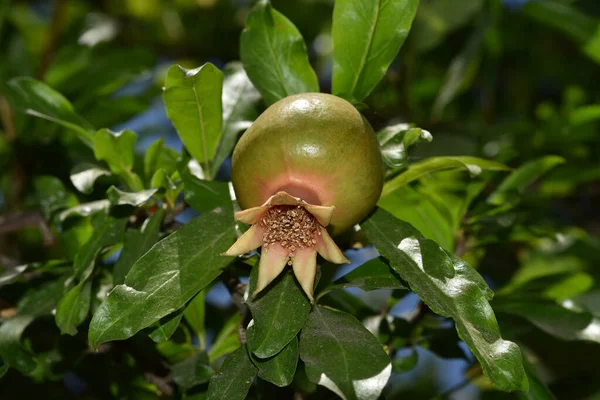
[222, 191, 349, 301]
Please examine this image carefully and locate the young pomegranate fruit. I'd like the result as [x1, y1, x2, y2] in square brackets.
[223, 93, 384, 301]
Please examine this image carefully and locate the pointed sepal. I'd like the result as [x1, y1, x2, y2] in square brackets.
[254, 244, 289, 296]
[292, 248, 318, 302]
[317, 227, 350, 264]
[222, 224, 263, 256]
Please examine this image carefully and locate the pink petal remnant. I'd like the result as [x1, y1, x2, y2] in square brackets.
[222, 191, 350, 301]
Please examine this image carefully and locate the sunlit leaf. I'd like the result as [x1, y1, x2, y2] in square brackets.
[240, 0, 319, 105]
[206, 346, 257, 400]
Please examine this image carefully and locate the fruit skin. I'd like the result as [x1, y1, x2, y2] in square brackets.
[231, 93, 384, 235]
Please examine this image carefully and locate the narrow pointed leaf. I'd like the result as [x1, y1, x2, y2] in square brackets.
[106, 186, 157, 207]
[5, 77, 94, 147]
[299, 306, 392, 400]
[149, 308, 185, 343]
[382, 156, 509, 196]
[240, 0, 319, 105]
[164, 63, 223, 177]
[73, 212, 128, 281]
[88, 208, 236, 347]
[332, 0, 419, 102]
[181, 170, 232, 213]
[55, 281, 92, 336]
[246, 267, 311, 358]
[377, 125, 432, 169]
[206, 346, 257, 400]
[183, 291, 206, 347]
[362, 208, 528, 392]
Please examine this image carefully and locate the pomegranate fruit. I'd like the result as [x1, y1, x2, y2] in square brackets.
[223, 93, 384, 300]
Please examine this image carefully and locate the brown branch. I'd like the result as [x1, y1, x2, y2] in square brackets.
[0, 211, 55, 247]
[38, 0, 68, 79]
[223, 272, 250, 345]
[0, 96, 16, 142]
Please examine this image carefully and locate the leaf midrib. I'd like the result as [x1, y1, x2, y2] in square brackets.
[349, 0, 381, 96]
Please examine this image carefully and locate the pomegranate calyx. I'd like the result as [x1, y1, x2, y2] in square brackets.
[222, 191, 350, 301]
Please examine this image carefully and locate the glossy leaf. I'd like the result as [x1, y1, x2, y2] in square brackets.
[211, 62, 260, 177]
[88, 208, 236, 347]
[361, 208, 528, 392]
[382, 156, 509, 196]
[495, 298, 600, 343]
[172, 351, 214, 390]
[299, 306, 392, 400]
[240, 0, 319, 105]
[323, 257, 409, 297]
[246, 267, 311, 358]
[206, 346, 257, 400]
[487, 156, 565, 206]
[70, 163, 111, 195]
[164, 63, 223, 177]
[93, 128, 144, 191]
[55, 281, 92, 336]
[5, 77, 94, 147]
[249, 331, 298, 387]
[34, 176, 78, 219]
[377, 124, 432, 169]
[106, 186, 157, 207]
[149, 308, 185, 343]
[59, 200, 110, 221]
[181, 169, 232, 213]
[113, 209, 165, 285]
[73, 212, 128, 281]
[519, 356, 556, 400]
[143, 138, 179, 181]
[332, 0, 419, 102]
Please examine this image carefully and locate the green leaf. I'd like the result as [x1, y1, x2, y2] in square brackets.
[59, 200, 111, 221]
[495, 298, 600, 344]
[5, 77, 94, 147]
[570, 105, 600, 126]
[149, 308, 185, 343]
[106, 186, 157, 207]
[55, 281, 92, 336]
[208, 313, 241, 363]
[518, 356, 556, 400]
[73, 211, 128, 281]
[33, 176, 78, 219]
[206, 346, 257, 400]
[70, 163, 111, 195]
[522, 0, 600, 64]
[210, 62, 260, 178]
[249, 332, 298, 387]
[0, 278, 67, 373]
[181, 170, 232, 213]
[361, 208, 528, 392]
[377, 124, 432, 169]
[299, 306, 392, 400]
[183, 291, 206, 349]
[88, 208, 236, 347]
[143, 138, 179, 181]
[93, 128, 144, 191]
[322, 257, 409, 297]
[172, 351, 214, 390]
[246, 268, 311, 358]
[382, 156, 509, 197]
[113, 209, 165, 285]
[240, 0, 319, 106]
[432, 24, 485, 119]
[164, 63, 223, 177]
[487, 156, 565, 206]
[331, 0, 419, 102]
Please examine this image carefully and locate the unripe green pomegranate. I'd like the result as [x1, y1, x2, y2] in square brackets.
[224, 93, 384, 300]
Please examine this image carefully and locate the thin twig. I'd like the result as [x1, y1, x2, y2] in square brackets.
[222, 272, 250, 344]
[38, 0, 68, 78]
[0, 211, 55, 247]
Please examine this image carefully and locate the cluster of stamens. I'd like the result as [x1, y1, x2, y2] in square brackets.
[260, 205, 320, 264]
